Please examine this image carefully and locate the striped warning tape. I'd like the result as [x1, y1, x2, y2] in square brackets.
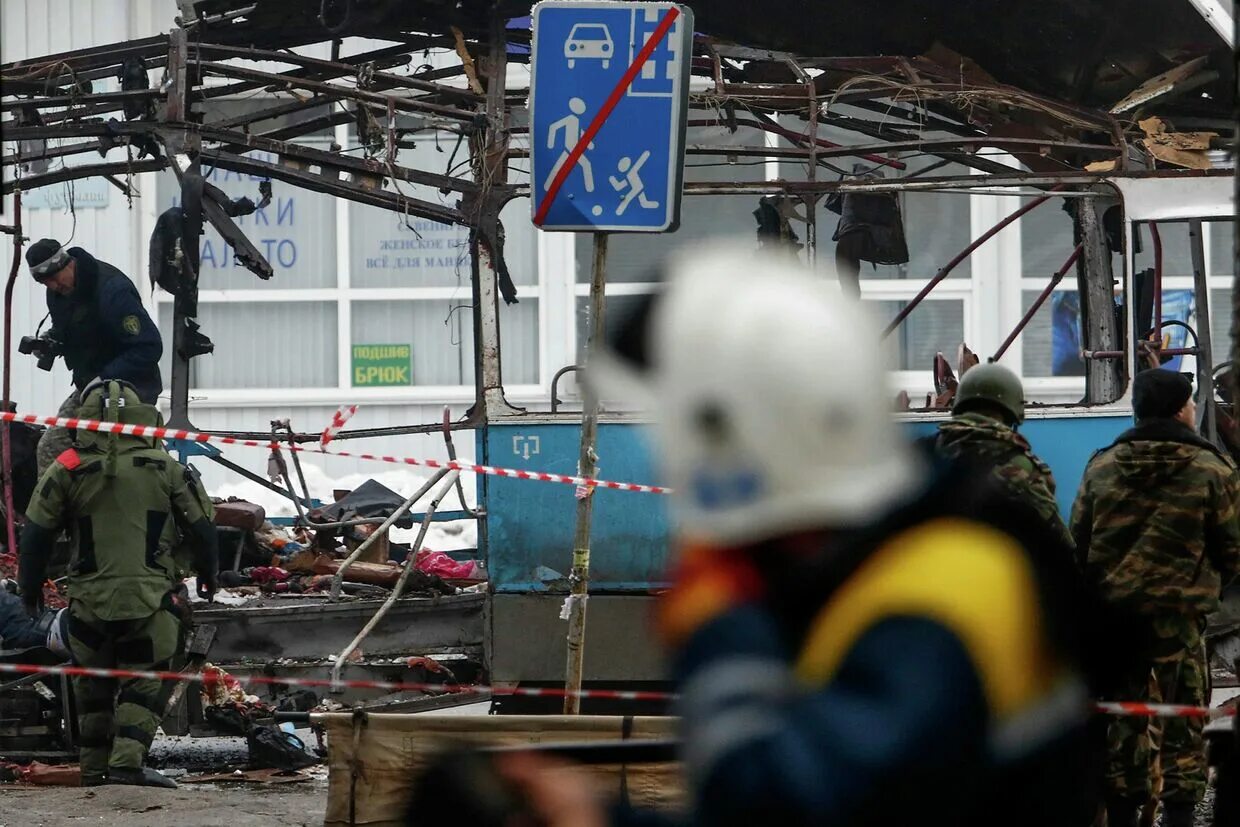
[0, 661, 670, 702]
[0, 661, 1233, 718]
[0, 409, 672, 495]
[1091, 701, 1233, 720]
[319, 405, 358, 448]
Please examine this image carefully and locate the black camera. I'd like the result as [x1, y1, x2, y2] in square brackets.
[18, 335, 61, 371]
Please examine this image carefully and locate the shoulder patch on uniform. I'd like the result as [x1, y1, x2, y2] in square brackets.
[55, 448, 81, 470]
[121, 314, 141, 336]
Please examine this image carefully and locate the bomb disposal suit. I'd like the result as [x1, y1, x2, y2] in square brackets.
[19, 380, 218, 787]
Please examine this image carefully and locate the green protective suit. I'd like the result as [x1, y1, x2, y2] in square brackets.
[20, 380, 218, 777]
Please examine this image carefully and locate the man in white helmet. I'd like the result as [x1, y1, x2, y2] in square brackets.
[503, 246, 1097, 827]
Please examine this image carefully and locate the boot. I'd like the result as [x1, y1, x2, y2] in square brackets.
[1160, 801, 1195, 827]
[80, 772, 107, 787]
[1105, 797, 1140, 827]
[106, 767, 177, 789]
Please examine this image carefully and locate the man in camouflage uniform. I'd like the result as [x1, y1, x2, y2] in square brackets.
[18, 379, 218, 788]
[934, 362, 1073, 549]
[1071, 368, 1240, 827]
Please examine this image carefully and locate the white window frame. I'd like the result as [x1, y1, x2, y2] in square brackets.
[147, 108, 550, 408]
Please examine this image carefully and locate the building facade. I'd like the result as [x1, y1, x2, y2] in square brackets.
[3, 0, 1234, 498]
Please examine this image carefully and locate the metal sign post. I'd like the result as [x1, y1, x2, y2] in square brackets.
[564, 231, 607, 715]
[531, 0, 690, 710]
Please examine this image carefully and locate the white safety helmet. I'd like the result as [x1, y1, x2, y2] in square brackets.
[593, 244, 923, 546]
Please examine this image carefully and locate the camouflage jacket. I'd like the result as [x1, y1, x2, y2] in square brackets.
[935, 412, 1073, 550]
[1071, 419, 1240, 616]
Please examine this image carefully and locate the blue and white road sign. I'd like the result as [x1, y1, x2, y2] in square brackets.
[530, 1, 693, 232]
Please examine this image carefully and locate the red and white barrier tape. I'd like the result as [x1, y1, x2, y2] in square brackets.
[320, 405, 358, 448]
[0, 661, 670, 702]
[0, 410, 672, 496]
[1091, 700, 1232, 720]
[0, 661, 1232, 718]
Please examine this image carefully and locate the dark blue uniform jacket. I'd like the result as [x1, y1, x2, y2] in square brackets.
[46, 247, 162, 403]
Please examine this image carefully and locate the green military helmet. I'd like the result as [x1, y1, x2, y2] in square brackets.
[953, 362, 1026, 425]
[76, 379, 163, 459]
[77, 378, 162, 426]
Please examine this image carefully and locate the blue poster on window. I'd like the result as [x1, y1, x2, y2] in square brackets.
[1051, 292, 1086, 376]
[1156, 290, 1195, 372]
[1050, 290, 1196, 376]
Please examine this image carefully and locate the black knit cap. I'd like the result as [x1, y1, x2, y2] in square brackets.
[1132, 368, 1193, 421]
[25, 238, 69, 281]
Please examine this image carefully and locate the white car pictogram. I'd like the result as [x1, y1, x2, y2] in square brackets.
[564, 23, 613, 69]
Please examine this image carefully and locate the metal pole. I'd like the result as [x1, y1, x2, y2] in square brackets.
[882, 187, 1061, 338]
[471, 9, 521, 419]
[1078, 195, 1123, 404]
[564, 231, 607, 714]
[268, 424, 308, 527]
[1233, 5, 1240, 436]
[440, 406, 477, 518]
[2, 190, 22, 556]
[1150, 222, 1164, 345]
[1189, 219, 1216, 442]
[278, 419, 314, 507]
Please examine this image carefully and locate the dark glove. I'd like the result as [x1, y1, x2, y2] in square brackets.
[187, 518, 219, 603]
[22, 591, 43, 620]
[196, 573, 217, 602]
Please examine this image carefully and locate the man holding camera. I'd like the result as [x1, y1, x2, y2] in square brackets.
[24, 239, 162, 475]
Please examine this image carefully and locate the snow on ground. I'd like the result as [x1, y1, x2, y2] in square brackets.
[211, 466, 478, 552]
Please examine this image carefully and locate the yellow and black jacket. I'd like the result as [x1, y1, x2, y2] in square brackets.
[671, 461, 1097, 827]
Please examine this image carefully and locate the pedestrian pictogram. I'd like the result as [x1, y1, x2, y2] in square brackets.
[544, 97, 596, 194]
[530, 1, 693, 232]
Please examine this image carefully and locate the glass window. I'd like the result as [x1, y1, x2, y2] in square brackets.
[1210, 288, 1231, 371]
[348, 124, 540, 289]
[778, 141, 972, 281]
[196, 99, 334, 132]
[160, 302, 337, 389]
[351, 210, 472, 289]
[350, 298, 540, 386]
[821, 166, 973, 282]
[1020, 196, 1075, 279]
[574, 294, 650, 361]
[1020, 289, 1083, 378]
[349, 197, 537, 289]
[575, 124, 767, 283]
[155, 151, 338, 290]
[1134, 221, 1193, 279]
[1209, 219, 1234, 276]
[869, 299, 964, 371]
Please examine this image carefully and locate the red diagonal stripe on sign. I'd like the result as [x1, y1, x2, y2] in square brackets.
[533, 5, 681, 226]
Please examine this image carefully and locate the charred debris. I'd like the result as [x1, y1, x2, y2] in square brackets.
[0, 0, 1234, 729]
